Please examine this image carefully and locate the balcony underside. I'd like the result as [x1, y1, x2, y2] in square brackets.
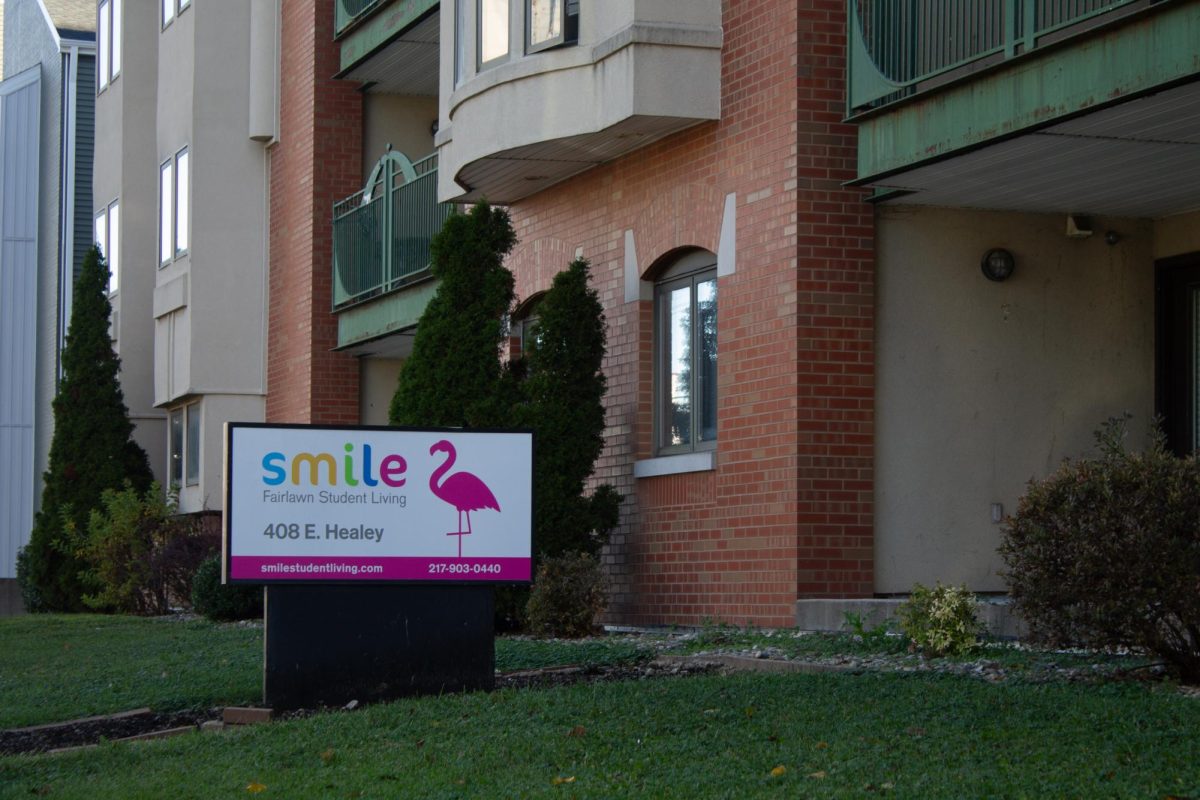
[450, 115, 708, 204]
[338, 8, 439, 95]
[867, 79, 1200, 218]
[336, 278, 438, 353]
[854, 0, 1200, 217]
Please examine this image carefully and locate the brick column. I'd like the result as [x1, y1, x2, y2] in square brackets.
[267, 0, 362, 424]
[794, 0, 876, 597]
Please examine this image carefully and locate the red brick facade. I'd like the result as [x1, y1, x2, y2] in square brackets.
[505, 0, 875, 626]
[267, 0, 362, 424]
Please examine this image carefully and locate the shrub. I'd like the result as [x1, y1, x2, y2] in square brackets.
[191, 555, 263, 622]
[1000, 416, 1200, 683]
[525, 552, 606, 638]
[897, 582, 983, 657]
[21, 246, 152, 611]
[517, 259, 621, 559]
[75, 483, 218, 615]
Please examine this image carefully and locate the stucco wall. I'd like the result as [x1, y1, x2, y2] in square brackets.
[95, 0, 166, 485]
[362, 94, 437, 177]
[874, 205, 1155, 593]
[359, 358, 403, 426]
[1154, 210, 1200, 260]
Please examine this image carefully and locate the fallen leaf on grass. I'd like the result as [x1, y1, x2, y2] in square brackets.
[815, 741, 829, 749]
[770, 766, 787, 777]
[905, 726, 925, 737]
[567, 726, 586, 738]
[808, 771, 827, 780]
[246, 782, 267, 794]
[320, 748, 336, 764]
[552, 776, 577, 785]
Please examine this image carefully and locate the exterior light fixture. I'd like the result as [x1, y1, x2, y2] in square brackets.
[980, 248, 1015, 282]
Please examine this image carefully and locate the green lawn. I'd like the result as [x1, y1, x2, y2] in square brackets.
[1, 615, 1196, 798]
[2, 672, 1198, 799]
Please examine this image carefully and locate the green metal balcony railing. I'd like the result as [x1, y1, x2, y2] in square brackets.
[332, 152, 452, 311]
[335, 0, 386, 36]
[848, 0, 1152, 113]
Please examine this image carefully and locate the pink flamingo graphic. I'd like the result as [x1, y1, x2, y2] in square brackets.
[429, 439, 501, 558]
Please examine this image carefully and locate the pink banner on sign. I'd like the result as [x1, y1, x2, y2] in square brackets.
[230, 556, 531, 583]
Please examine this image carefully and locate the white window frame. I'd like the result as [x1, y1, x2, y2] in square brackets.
[168, 408, 184, 487]
[98, 1, 110, 91]
[159, 147, 190, 266]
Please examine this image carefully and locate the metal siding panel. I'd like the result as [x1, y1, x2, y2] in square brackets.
[0, 71, 42, 578]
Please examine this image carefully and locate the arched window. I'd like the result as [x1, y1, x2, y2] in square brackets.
[654, 249, 717, 455]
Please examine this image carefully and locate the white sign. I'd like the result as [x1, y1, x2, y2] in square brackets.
[224, 424, 533, 583]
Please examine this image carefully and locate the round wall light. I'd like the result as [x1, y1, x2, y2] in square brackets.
[980, 248, 1016, 282]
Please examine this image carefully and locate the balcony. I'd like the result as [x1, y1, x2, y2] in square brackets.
[332, 152, 453, 349]
[848, 0, 1200, 216]
[848, 0, 1148, 114]
[335, 0, 387, 37]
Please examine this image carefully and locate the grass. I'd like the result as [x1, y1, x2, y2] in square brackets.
[2, 671, 1198, 798]
[0, 615, 262, 728]
[2, 615, 1195, 798]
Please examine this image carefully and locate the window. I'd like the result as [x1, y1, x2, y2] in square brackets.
[655, 251, 717, 454]
[169, 403, 200, 487]
[185, 403, 200, 485]
[98, 0, 121, 91]
[169, 409, 183, 486]
[526, 0, 578, 53]
[478, 0, 509, 68]
[159, 147, 189, 265]
[163, 0, 190, 29]
[95, 199, 120, 294]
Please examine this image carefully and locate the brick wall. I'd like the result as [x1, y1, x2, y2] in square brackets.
[505, 0, 875, 627]
[267, 0, 362, 424]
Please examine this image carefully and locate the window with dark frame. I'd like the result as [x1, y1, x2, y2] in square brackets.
[526, 0, 578, 54]
[185, 403, 200, 486]
[159, 147, 189, 266]
[163, 0, 191, 29]
[169, 409, 184, 487]
[95, 199, 120, 295]
[98, 0, 122, 91]
[654, 252, 718, 455]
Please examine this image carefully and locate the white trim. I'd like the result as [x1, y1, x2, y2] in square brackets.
[36, 0, 61, 49]
[717, 192, 736, 277]
[633, 451, 715, 479]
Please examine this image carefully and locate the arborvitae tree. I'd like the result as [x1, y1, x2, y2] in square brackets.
[19, 246, 153, 611]
[389, 202, 517, 428]
[519, 258, 620, 558]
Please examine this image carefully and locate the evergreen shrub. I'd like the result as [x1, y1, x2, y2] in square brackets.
[20, 247, 152, 611]
[1000, 416, 1200, 683]
[191, 555, 263, 622]
[525, 552, 607, 638]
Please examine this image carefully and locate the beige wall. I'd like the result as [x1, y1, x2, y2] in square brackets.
[95, 1, 167, 485]
[1154, 210, 1200, 260]
[875, 206, 1155, 593]
[359, 358, 404, 426]
[363, 94, 438, 178]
